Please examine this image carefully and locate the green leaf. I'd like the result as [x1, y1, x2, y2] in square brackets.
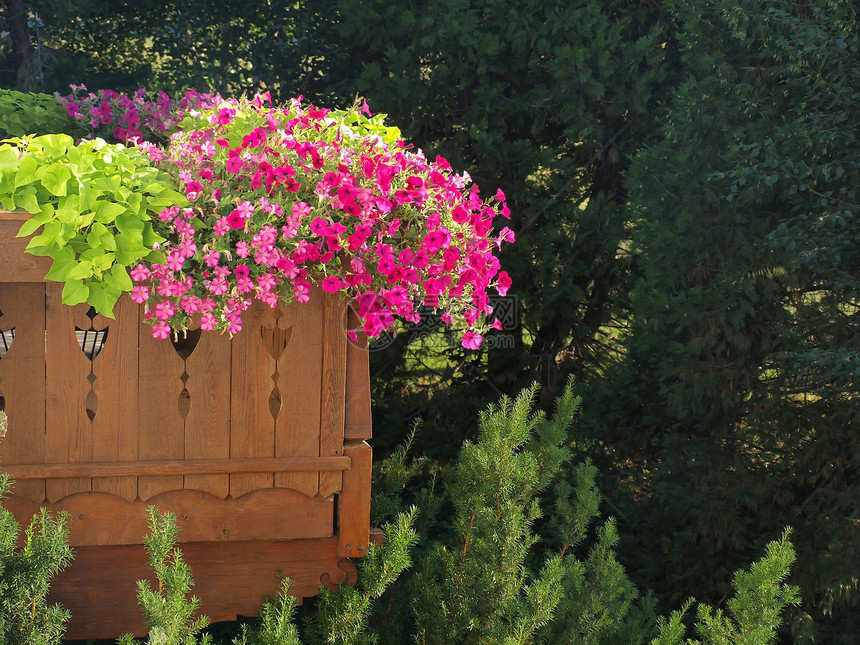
[16, 205, 53, 237]
[114, 232, 151, 265]
[90, 221, 117, 251]
[26, 220, 62, 251]
[36, 133, 73, 156]
[14, 154, 38, 188]
[107, 263, 133, 292]
[43, 245, 77, 281]
[115, 212, 145, 239]
[67, 259, 93, 280]
[15, 186, 42, 215]
[61, 279, 89, 306]
[0, 145, 19, 170]
[87, 281, 119, 319]
[41, 165, 72, 197]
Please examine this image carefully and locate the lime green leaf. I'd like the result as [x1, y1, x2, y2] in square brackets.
[16, 206, 53, 237]
[142, 221, 165, 247]
[89, 221, 117, 251]
[61, 279, 89, 306]
[108, 263, 133, 292]
[26, 220, 62, 251]
[115, 212, 145, 238]
[37, 133, 73, 156]
[43, 245, 76, 281]
[15, 186, 41, 215]
[68, 259, 93, 280]
[0, 145, 19, 170]
[114, 232, 150, 264]
[41, 165, 72, 197]
[14, 154, 38, 188]
[56, 194, 82, 223]
[86, 281, 119, 319]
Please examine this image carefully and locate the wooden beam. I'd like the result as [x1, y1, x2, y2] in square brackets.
[3, 455, 351, 479]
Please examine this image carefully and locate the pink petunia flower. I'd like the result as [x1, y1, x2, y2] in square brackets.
[461, 332, 483, 350]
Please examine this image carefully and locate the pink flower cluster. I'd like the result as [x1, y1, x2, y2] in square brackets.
[56, 85, 220, 143]
[73, 91, 514, 349]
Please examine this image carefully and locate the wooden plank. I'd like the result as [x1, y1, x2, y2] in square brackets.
[183, 329, 232, 497]
[54, 538, 357, 640]
[0, 282, 46, 503]
[137, 318, 186, 500]
[337, 440, 372, 558]
[0, 213, 52, 282]
[230, 301, 276, 497]
[44, 285, 93, 502]
[3, 455, 351, 479]
[319, 293, 347, 498]
[90, 296, 139, 502]
[344, 307, 373, 441]
[273, 293, 324, 497]
[3, 487, 334, 546]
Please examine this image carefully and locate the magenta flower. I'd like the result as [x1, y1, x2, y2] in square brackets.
[321, 276, 344, 293]
[130, 264, 151, 281]
[496, 271, 512, 297]
[461, 332, 483, 350]
[131, 286, 150, 303]
[152, 321, 171, 339]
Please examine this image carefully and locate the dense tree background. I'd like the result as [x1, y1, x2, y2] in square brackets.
[1, 0, 857, 641]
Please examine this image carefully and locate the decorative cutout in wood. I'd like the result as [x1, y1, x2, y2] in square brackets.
[261, 318, 292, 420]
[75, 308, 109, 361]
[75, 307, 109, 421]
[0, 306, 13, 412]
[0, 329, 13, 359]
[171, 328, 202, 419]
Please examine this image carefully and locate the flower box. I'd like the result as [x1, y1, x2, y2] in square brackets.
[0, 210, 373, 639]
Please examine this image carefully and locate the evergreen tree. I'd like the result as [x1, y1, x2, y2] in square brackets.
[119, 507, 212, 645]
[329, 0, 670, 458]
[588, 2, 859, 640]
[0, 427, 73, 645]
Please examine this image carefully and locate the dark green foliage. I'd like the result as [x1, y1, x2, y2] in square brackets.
[119, 507, 212, 645]
[231, 579, 302, 645]
[0, 454, 73, 645]
[585, 1, 859, 640]
[410, 384, 572, 644]
[302, 508, 419, 645]
[329, 0, 670, 460]
[0, 90, 82, 138]
[652, 530, 800, 645]
[20, 0, 349, 104]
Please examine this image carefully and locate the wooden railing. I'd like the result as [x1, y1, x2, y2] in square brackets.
[0, 211, 374, 638]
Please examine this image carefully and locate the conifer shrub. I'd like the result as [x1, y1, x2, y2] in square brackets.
[0, 412, 74, 645]
[0, 392, 802, 643]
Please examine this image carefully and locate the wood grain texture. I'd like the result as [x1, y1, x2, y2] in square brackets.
[344, 307, 373, 441]
[3, 487, 334, 546]
[318, 292, 347, 498]
[44, 285, 93, 502]
[2, 455, 351, 479]
[90, 297, 139, 502]
[230, 300, 277, 497]
[337, 440, 372, 558]
[272, 293, 324, 496]
[0, 213, 52, 282]
[0, 282, 47, 503]
[53, 538, 357, 640]
[137, 317, 186, 500]
[183, 329, 232, 497]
